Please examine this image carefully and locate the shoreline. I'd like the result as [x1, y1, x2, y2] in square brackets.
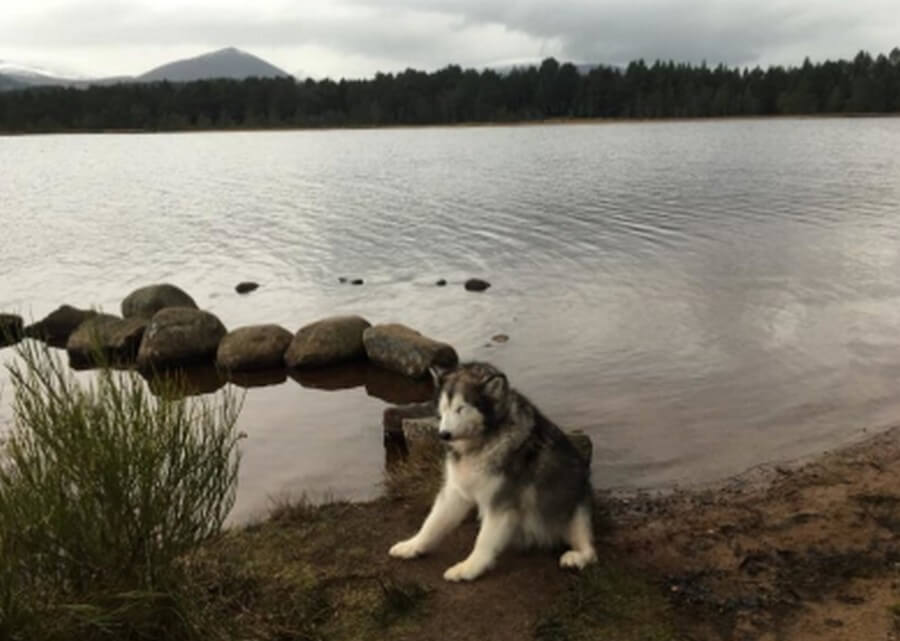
[1, 112, 899, 137]
[203, 419, 900, 640]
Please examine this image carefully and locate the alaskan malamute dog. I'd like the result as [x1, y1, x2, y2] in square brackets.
[389, 361, 597, 581]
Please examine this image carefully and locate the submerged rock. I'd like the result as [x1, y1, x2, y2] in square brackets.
[435, 279, 447, 287]
[235, 281, 260, 294]
[464, 278, 491, 292]
[217, 324, 292, 372]
[66, 314, 148, 368]
[350, 279, 364, 286]
[25, 305, 98, 347]
[0, 313, 24, 347]
[284, 315, 371, 369]
[363, 323, 458, 379]
[136, 307, 226, 371]
[122, 283, 197, 319]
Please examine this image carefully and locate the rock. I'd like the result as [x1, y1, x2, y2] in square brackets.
[351, 278, 364, 286]
[338, 277, 348, 284]
[464, 278, 491, 292]
[136, 307, 226, 371]
[0, 313, 24, 347]
[402, 416, 440, 442]
[122, 284, 197, 319]
[284, 315, 371, 369]
[567, 429, 593, 464]
[492, 334, 509, 343]
[363, 323, 458, 379]
[217, 324, 292, 372]
[383, 401, 437, 435]
[25, 305, 98, 347]
[235, 281, 260, 294]
[435, 279, 447, 287]
[66, 314, 148, 368]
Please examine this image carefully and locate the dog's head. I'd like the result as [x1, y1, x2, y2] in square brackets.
[431, 361, 511, 444]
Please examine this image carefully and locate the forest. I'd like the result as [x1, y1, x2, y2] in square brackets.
[1, 49, 899, 132]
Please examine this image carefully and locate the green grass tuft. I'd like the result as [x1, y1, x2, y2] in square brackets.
[0, 339, 244, 640]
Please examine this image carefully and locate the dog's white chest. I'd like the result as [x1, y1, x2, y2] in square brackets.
[446, 457, 500, 506]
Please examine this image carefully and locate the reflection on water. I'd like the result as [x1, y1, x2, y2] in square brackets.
[290, 362, 434, 405]
[3, 119, 900, 520]
[138, 360, 433, 405]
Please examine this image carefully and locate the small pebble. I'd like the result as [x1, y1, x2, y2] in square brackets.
[235, 281, 259, 294]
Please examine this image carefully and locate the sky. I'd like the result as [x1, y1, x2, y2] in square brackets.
[1, 0, 898, 80]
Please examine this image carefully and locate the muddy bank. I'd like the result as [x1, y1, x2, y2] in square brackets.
[202, 423, 900, 640]
[605, 424, 900, 641]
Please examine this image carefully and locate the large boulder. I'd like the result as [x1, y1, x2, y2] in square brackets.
[284, 315, 371, 369]
[25, 305, 98, 347]
[136, 307, 226, 371]
[217, 324, 292, 372]
[66, 314, 148, 368]
[0, 313, 24, 347]
[122, 284, 197, 319]
[363, 324, 458, 379]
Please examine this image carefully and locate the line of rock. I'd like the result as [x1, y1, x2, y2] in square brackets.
[1, 283, 459, 381]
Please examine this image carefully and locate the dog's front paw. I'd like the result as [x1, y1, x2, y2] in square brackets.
[389, 539, 423, 559]
[443, 560, 482, 582]
[559, 548, 597, 570]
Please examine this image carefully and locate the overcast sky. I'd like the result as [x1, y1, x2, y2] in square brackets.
[2, 0, 898, 79]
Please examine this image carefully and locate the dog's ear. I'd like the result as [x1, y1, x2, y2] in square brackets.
[429, 365, 449, 390]
[481, 373, 509, 404]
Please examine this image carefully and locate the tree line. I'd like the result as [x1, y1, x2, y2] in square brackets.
[1, 49, 899, 132]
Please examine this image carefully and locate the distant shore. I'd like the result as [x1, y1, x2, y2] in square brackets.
[2, 112, 899, 137]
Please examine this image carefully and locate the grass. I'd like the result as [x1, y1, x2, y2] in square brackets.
[0, 339, 243, 641]
[184, 499, 432, 641]
[534, 560, 680, 641]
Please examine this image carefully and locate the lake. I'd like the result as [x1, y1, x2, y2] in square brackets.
[2, 118, 900, 521]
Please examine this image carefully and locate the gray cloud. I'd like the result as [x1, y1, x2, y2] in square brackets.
[1, 0, 897, 78]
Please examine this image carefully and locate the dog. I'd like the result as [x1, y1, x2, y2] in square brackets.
[389, 361, 597, 581]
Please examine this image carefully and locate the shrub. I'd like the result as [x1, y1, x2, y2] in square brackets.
[0, 339, 243, 640]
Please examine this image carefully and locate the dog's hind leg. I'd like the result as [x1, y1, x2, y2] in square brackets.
[443, 509, 516, 581]
[560, 503, 597, 569]
[389, 486, 473, 559]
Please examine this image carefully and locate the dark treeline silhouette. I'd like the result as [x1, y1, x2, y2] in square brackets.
[2, 49, 899, 132]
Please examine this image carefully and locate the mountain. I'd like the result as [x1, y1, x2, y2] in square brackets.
[138, 47, 291, 82]
[0, 60, 83, 89]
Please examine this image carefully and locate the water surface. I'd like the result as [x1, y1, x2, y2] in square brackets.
[2, 119, 900, 520]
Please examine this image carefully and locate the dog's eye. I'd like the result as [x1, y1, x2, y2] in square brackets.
[456, 407, 463, 414]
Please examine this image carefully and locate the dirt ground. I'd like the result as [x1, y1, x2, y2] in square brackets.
[205, 424, 900, 641]
[606, 424, 900, 641]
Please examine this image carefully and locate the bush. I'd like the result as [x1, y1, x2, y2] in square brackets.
[0, 340, 243, 640]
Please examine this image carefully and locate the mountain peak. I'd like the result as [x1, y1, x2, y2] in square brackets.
[138, 47, 290, 82]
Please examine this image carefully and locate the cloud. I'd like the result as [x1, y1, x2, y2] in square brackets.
[1, 0, 897, 78]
